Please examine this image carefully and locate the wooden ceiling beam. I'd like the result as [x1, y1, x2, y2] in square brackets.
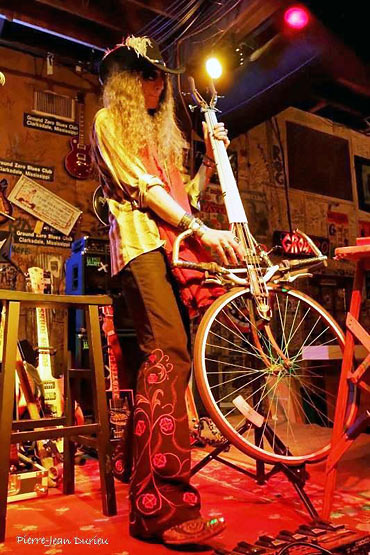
[0, 0, 122, 48]
[123, 0, 181, 20]
[213, 0, 283, 47]
[33, 0, 125, 32]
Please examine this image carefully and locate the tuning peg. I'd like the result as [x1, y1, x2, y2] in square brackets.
[188, 104, 198, 112]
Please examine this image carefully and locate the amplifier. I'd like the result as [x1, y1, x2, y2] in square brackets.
[71, 236, 110, 255]
[66, 242, 121, 296]
[65, 240, 139, 370]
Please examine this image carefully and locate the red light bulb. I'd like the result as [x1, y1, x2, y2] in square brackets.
[284, 6, 310, 30]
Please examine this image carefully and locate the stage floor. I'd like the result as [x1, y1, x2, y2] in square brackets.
[2, 434, 370, 554]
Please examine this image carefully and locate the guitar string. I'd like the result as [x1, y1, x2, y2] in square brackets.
[207, 110, 270, 315]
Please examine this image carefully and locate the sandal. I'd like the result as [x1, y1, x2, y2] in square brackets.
[161, 516, 225, 545]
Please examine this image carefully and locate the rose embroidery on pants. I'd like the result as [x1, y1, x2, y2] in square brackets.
[183, 492, 198, 506]
[147, 372, 158, 384]
[137, 492, 160, 514]
[159, 415, 175, 435]
[134, 419, 146, 437]
[152, 453, 167, 469]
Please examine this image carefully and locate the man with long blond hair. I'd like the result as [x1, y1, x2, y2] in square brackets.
[92, 36, 244, 546]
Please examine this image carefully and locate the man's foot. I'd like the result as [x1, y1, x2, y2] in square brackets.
[162, 516, 225, 546]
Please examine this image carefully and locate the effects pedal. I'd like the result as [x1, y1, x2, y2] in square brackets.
[223, 524, 370, 555]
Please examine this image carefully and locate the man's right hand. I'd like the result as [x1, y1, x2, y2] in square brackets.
[199, 228, 246, 266]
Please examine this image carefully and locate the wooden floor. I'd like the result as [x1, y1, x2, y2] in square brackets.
[2, 434, 370, 554]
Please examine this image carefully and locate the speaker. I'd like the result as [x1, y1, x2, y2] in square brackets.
[65, 237, 138, 366]
[65, 237, 120, 295]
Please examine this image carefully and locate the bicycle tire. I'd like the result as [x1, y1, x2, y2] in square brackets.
[194, 284, 357, 465]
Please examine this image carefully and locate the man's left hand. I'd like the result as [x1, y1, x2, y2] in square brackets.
[202, 121, 230, 159]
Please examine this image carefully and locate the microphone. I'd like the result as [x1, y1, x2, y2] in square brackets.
[0, 72, 5, 86]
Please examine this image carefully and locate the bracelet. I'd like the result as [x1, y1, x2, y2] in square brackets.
[189, 217, 208, 238]
[177, 212, 208, 238]
[178, 212, 194, 231]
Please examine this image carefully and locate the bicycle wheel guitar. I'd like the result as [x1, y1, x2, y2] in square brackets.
[173, 79, 357, 467]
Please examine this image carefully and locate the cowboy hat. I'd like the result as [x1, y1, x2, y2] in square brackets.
[99, 36, 185, 84]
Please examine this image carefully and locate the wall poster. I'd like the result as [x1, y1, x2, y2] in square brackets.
[8, 175, 81, 236]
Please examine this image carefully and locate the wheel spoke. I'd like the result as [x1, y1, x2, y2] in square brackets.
[195, 286, 353, 465]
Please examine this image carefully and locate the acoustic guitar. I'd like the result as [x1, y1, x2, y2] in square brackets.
[64, 92, 93, 180]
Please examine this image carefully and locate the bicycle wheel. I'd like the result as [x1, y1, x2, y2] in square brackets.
[194, 284, 357, 465]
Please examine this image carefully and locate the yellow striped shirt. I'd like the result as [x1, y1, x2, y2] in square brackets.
[91, 108, 202, 275]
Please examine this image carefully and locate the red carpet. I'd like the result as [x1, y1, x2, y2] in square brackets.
[1, 437, 369, 554]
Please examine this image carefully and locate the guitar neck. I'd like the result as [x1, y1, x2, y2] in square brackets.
[205, 110, 248, 224]
[27, 267, 63, 418]
[78, 106, 84, 145]
[36, 307, 53, 379]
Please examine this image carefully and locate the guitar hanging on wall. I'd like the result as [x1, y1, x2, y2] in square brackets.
[64, 92, 93, 180]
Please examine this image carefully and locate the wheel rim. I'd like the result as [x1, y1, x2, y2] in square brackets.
[194, 285, 355, 465]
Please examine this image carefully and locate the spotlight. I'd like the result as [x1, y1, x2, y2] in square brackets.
[205, 57, 222, 79]
[283, 6, 310, 30]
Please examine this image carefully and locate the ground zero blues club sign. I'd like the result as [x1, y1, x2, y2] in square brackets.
[0, 159, 54, 182]
[24, 113, 78, 136]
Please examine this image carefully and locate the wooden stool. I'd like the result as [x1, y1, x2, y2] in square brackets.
[0, 290, 117, 542]
[322, 238, 370, 519]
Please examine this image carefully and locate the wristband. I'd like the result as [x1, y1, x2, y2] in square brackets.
[189, 217, 208, 238]
[177, 212, 208, 238]
[178, 212, 194, 231]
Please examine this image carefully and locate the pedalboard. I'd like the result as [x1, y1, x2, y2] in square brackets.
[214, 522, 370, 554]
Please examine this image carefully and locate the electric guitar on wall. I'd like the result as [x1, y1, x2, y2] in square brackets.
[64, 92, 93, 180]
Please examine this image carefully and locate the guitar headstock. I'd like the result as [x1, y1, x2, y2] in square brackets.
[188, 76, 219, 111]
[27, 267, 52, 294]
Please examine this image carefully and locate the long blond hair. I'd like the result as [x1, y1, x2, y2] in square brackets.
[102, 70, 188, 169]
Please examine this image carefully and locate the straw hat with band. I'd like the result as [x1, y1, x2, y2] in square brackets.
[99, 36, 185, 85]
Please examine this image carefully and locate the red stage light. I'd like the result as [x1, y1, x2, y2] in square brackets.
[284, 6, 310, 30]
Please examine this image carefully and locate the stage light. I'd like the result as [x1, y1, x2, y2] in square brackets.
[284, 6, 310, 30]
[205, 57, 222, 79]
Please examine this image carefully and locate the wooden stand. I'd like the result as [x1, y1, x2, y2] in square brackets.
[0, 290, 117, 542]
[322, 238, 370, 520]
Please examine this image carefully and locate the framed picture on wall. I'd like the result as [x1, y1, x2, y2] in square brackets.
[355, 156, 370, 212]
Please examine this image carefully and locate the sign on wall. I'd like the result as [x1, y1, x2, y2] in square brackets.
[8, 174, 82, 235]
[327, 211, 349, 254]
[0, 158, 54, 182]
[24, 113, 78, 136]
[12, 227, 73, 249]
